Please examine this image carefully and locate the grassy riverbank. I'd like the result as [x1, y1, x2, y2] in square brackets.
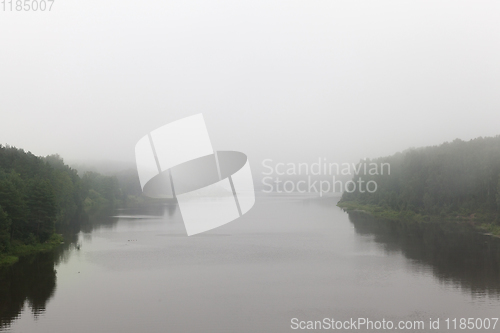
[337, 201, 500, 237]
[0, 233, 63, 267]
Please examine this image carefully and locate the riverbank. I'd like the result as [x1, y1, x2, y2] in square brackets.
[0, 233, 64, 267]
[337, 201, 500, 237]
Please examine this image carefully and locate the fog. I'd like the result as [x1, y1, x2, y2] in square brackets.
[1, 0, 500, 172]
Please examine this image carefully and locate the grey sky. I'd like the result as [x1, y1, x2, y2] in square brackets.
[1, 0, 499, 170]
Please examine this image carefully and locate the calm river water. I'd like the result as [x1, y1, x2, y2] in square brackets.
[1, 195, 500, 332]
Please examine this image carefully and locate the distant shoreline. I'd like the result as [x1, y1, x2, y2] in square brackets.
[337, 200, 500, 238]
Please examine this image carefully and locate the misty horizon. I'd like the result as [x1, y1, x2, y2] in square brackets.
[2, 1, 500, 168]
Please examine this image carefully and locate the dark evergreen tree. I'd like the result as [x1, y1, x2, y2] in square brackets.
[0, 172, 28, 242]
[26, 179, 56, 243]
[0, 206, 10, 252]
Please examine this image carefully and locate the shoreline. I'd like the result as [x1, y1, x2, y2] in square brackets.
[0, 234, 64, 267]
[337, 201, 500, 237]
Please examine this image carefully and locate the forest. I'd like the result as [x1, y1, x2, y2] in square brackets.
[339, 136, 500, 230]
[0, 145, 140, 261]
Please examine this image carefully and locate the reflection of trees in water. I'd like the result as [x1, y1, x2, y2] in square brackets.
[0, 252, 56, 329]
[348, 211, 500, 296]
[0, 203, 176, 330]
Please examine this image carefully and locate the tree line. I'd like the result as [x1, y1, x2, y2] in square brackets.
[0, 145, 133, 254]
[340, 135, 500, 222]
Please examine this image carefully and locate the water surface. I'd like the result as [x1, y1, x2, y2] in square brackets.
[1, 195, 500, 332]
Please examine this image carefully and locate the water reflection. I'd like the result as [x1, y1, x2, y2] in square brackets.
[0, 203, 174, 331]
[348, 211, 500, 295]
[0, 252, 55, 329]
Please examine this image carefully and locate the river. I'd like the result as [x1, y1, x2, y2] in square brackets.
[1, 195, 500, 332]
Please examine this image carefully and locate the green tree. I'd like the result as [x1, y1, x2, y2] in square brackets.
[341, 135, 500, 222]
[26, 179, 56, 242]
[0, 205, 11, 252]
[496, 176, 500, 212]
[0, 172, 28, 242]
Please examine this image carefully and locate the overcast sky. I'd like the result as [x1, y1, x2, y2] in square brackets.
[1, 0, 499, 170]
